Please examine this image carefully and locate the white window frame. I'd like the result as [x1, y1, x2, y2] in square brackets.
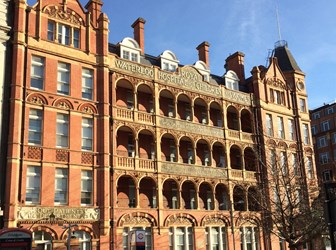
[82, 68, 93, 100]
[26, 166, 41, 204]
[240, 227, 260, 250]
[206, 226, 228, 250]
[302, 124, 310, 145]
[266, 114, 273, 136]
[277, 116, 284, 139]
[81, 170, 93, 206]
[56, 113, 69, 148]
[82, 117, 93, 151]
[169, 226, 194, 250]
[28, 109, 43, 145]
[312, 112, 320, 119]
[73, 230, 91, 250]
[58, 23, 70, 45]
[291, 153, 298, 176]
[33, 231, 52, 250]
[57, 62, 70, 95]
[288, 119, 294, 140]
[327, 107, 334, 115]
[31, 55, 45, 90]
[54, 168, 68, 205]
[322, 120, 330, 132]
[320, 152, 330, 164]
[317, 136, 327, 148]
[299, 98, 306, 112]
[311, 125, 317, 135]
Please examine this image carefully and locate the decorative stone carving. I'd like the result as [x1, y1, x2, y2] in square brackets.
[17, 207, 100, 221]
[265, 78, 287, 90]
[43, 5, 84, 26]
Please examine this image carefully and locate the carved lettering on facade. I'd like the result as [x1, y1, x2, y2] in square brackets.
[223, 89, 252, 105]
[115, 59, 154, 78]
[158, 66, 222, 97]
[161, 162, 227, 178]
[17, 207, 100, 221]
[159, 117, 224, 138]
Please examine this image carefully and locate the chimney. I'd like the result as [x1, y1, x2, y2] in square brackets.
[85, 0, 103, 25]
[132, 17, 146, 54]
[225, 52, 245, 83]
[196, 41, 210, 67]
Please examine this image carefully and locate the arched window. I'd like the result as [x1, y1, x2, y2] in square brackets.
[73, 230, 91, 250]
[33, 231, 52, 250]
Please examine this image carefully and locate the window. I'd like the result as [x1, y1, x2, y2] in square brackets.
[317, 136, 327, 148]
[277, 117, 284, 139]
[169, 140, 176, 162]
[162, 62, 177, 72]
[266, 114, 273, 136]
[190, 189, 196, 209]
[302, 124, 310, 145]
[320, 152, 330, 164]
[206, 227, 228, 250]
[311, 125, 318, 135]
[81, 170, 93, 205]
[131, 52, 138, 62]
[58, 23, 70, 45]
[26, 166, 41, 204]
[240, 227, 260, 250]
[56, 113, 69, 148]
[172, 182, 178, 209]
[288, 119, 295, 140]
[82, 68, 93, 100]
[291, 153, 298, 176]
[54, 168, 68, 204]
[312, 112, 320, 120]
[122, 49, 140, 63]
[33, 231, 52, 250]
[327, 107, 334, 115]
[47, 21, 55, 41]
[299, 98, 306, 112]
[57, 62, 70, 95]
[169, 227, 194, 250]
[128, 134, 135, 157]
[126, 90, 134, 109]
[73, 28, 80, 48]
[323, 170, 332, 182]
[30, 56, 45, 89]
[28, 109, 43, 145]
[82, 117, 93, 150]
[280, 151, 287, 175]
[226, 78, 239, 90]
[129, 180, 136, 207]
[73, 231, 91, 250]
[322, 120, 330, 132]
[270, 88, 285, 105]
[123, 227, 152, 250]
[306, 157, 313, 179]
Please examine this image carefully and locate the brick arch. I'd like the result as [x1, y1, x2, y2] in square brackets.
[164, 213, 197, 227]
[236, 215, 261, 227]
[30, 226, 57, 240]
[53, 98, 74, 110]
[78, 103, 98, 114]
[117, 212, 157, 227]
[26, 93, 48, 105]
[278, 141, 288, 150]
[200, 214, 230, 227]
[60, 225, 97, 240]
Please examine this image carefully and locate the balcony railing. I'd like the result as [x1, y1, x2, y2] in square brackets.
[115, 156, 157, 172]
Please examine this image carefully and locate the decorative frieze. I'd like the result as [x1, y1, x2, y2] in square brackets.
[223, 89, 252, 106]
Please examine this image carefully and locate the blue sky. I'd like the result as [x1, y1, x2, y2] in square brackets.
[40, 0, 336, 109]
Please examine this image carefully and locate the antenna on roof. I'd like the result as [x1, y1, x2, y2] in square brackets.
[275, 0, 282, 42]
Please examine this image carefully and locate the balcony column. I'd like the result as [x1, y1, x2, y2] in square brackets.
[176, 143, 180, 163]
[241, 151, 245, 171]
[136, 187, 140, 208]
[135, 138, 139, 157]
[133, 90, 138, 122]
[174, 96, 178, 118]
[193, 144, 197, 165]
[209, 148, 213, 167]
[191, 104, 195, 122]
[178, 186, 182, 209]
[212, 189, 216, 210]
[207, 106, 210, 125]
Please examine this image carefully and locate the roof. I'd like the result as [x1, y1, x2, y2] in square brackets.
[273, 42, 302, 72]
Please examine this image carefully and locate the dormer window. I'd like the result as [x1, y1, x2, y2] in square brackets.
[47, 20, 80, 49]
[160, 50, 179, 72]
[119, 37, 141, 63]
[194, 61, 210, 82]
[224, 70, 239, 90]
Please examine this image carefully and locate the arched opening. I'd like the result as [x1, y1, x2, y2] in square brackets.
[159, 90, 175, 117]
[162, 179, 179, 209]
[179, 136, 194, 164]
[32, 231, 53, 249]
[137, 84, 153, 113]
[138, 129, 155, 159]
[160, 133, 177, 162]
[213, 142, 226, 168]
[194, 98, 207, 124]
[241, 109, 253, 133]
[196, 139, 210, 166]
[181, 181, 197, 209]
[244, 147, 257, 171]
[116, 79, 134, 109]
[199, 182, 214, 210]
[117, 176, 136, 208]
[248, 187, 260, 211]
[116, 126, 134, 158]
[215, 184, 229, 210]
[227, 106, 239, 130]
[177, 94, 192, 121]
[230, 145, 242, 170]
[139, 177, 157, 208]
[210, 101, 223, 127]
[233, 186, 246, 211]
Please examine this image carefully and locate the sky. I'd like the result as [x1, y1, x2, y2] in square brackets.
[31, 0, 336, 109]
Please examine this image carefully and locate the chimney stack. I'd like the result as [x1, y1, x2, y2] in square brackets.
[85, 0, 103, 25]
[196, 41, 210, 67]
[225, 52, 245, 83]
[132, 17, 146, 54]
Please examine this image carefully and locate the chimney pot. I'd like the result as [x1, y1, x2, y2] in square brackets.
[196, 41, 210, 67]
[132, 17, 146, 54]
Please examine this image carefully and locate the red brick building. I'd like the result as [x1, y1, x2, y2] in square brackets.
[2, 0, 320, 249]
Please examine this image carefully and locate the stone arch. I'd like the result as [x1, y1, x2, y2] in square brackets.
[164, 213, 197, 227]
[60, 225, 97, 240]
[117, 212, 157, 227]
[278, 141, 288, 150]
[236, 215, 262, 227]
[53, 98, 74, 110]
[78, 103, 98, 114]
[30, 226, 57, 240]
[200, 214, 230, 227]
[26, 93, 48, 105]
